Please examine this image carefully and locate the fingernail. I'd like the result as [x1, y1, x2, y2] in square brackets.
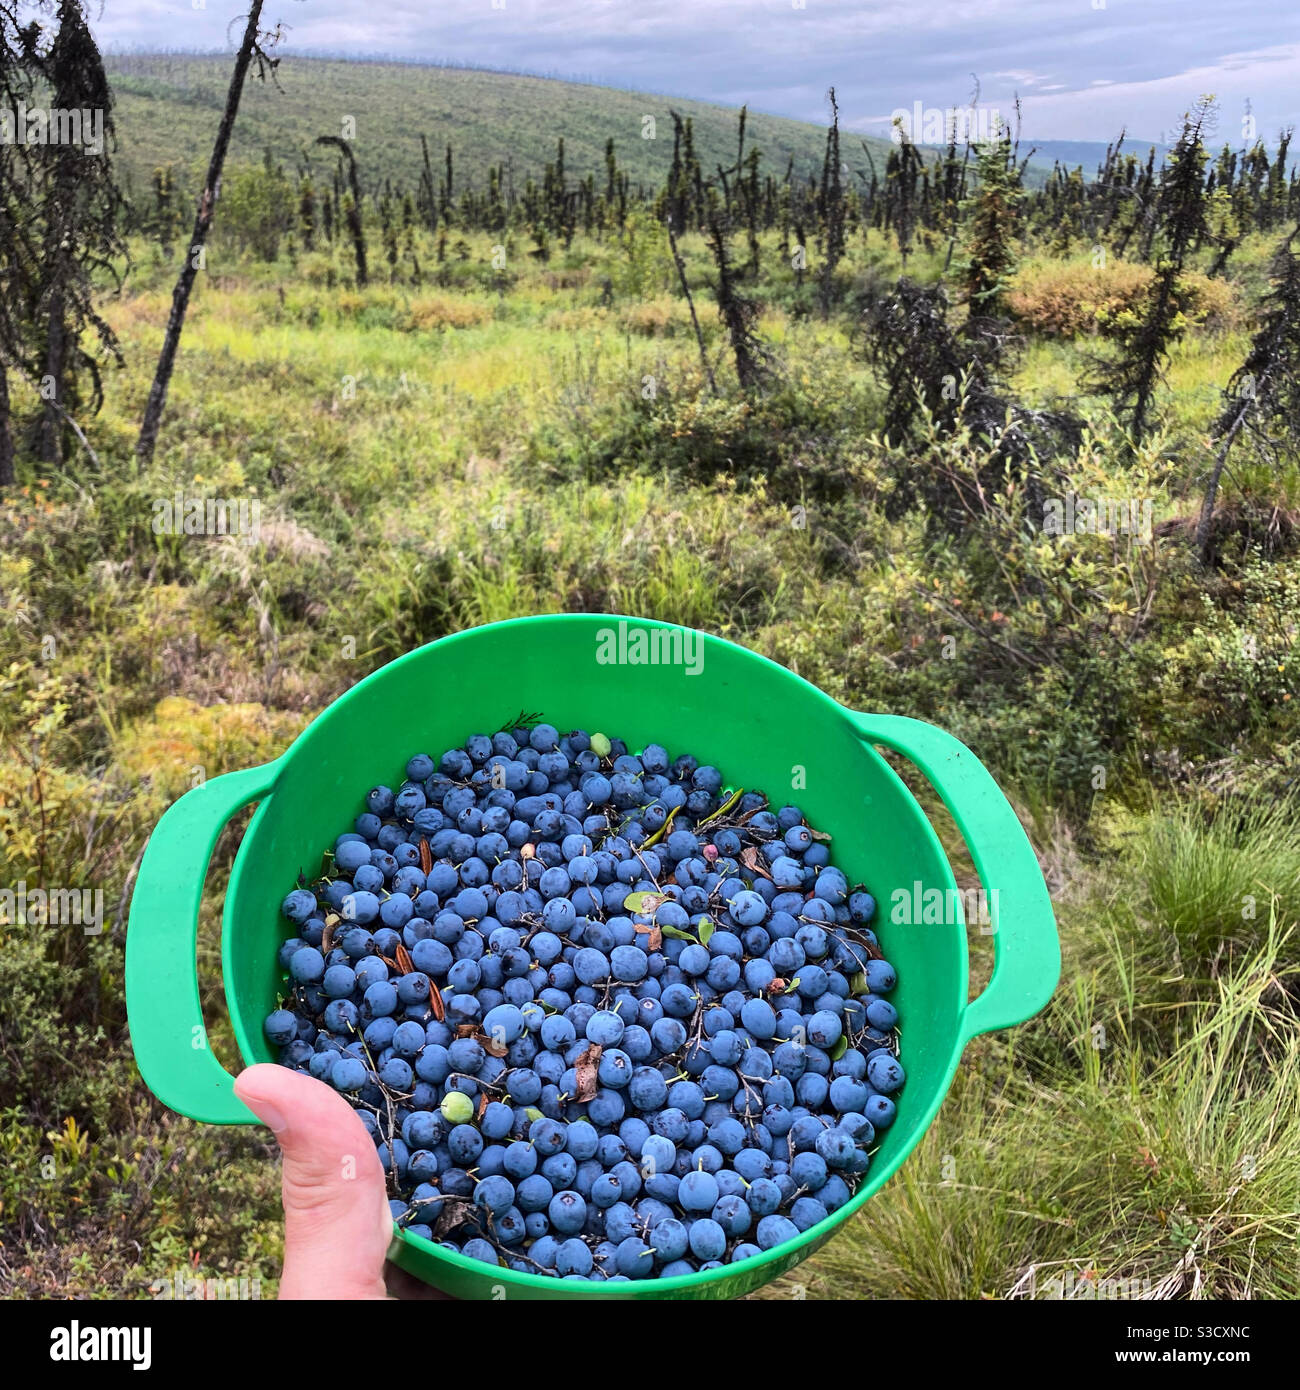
[242, 1093, 289, 1134]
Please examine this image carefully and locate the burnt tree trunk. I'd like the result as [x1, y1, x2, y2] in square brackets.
[0, 358, 15, 486]
[37, 285, 65, 463]
[135, 0, 266, 468]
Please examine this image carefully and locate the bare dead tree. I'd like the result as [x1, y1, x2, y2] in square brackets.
[134, 3, 282, 468]
[666, 214, 716, 395]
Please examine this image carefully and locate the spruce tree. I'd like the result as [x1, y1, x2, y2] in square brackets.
[960, 124, 1022, 324]
[817, 88, 846, 315]
[0, 2, 42, 483]
[297, 175, 316, 250]
[1089, 97, 1213, 439]
[317, 135, 368, 286]
[884, 119, 924, 267]
[1197, 227, 1300, 561]
[33, 0, 126, 466]
[703, 186, 772, 392]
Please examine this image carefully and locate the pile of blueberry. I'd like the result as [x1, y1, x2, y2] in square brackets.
[264, 723, 903, 1282]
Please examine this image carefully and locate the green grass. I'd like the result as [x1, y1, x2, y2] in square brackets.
[1133, 794, 1300, 974]
[762, 867, 1300, 1301]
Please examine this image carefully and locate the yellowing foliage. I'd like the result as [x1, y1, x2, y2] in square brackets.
[1008, 258, 1235, 337]
[116, 696, 304, 798]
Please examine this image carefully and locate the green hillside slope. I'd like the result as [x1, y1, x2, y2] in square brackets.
[104, 54, 893, 198]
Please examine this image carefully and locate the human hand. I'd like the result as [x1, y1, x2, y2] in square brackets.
[235, 1063, 393, 1300]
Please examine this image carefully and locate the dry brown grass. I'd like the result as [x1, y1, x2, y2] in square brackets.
[405, 295, 492, 332]
[1008, 259, 1236, 337]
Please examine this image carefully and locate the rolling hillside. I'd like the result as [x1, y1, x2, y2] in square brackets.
[104, 53, 893, 200]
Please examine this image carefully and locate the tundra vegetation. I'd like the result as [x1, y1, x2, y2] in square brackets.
[0, 26, 1298, 1299]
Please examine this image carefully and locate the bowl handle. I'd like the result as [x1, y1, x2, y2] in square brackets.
[126, 759, 283, 1123]
[848, 713, 1060, 1045]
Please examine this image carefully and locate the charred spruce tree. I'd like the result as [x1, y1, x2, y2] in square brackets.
[1197, 227, 1300, 561]
[33, 0, 125, 466]
[704, 185, 773, 392]
[862, 278, 1079, 532]
[884, 119, 925, 268]
[0, 2, 44, 484]
[817, 88, 846, 316]
[1089, 97, 1213, 441]
[317, 134, 368, 287]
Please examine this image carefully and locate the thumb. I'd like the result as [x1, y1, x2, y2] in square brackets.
[235, 1063, 392, 1300]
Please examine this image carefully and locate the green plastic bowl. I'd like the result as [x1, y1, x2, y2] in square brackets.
[126, 614, 1059, 1300]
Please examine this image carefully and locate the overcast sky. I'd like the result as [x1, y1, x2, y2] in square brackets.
[89, 0, 1300, 144]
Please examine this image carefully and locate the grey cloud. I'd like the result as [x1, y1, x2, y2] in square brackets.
[90, 0, 1300, 140]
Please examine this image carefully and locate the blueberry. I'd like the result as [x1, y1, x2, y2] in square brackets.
[740, 997, 777, 1039]
[474, 1174, 516, 1216]
[483, 1002, 526, 1046]
[678, 1169, 720, 1212]
[864, 959, 897, 994]
[614, 1235, 655, 1278]
[865, 997, 899, 1031]
[729, 891, 768, 927]
[280, 889, 317, 924]
[815, 1126, 858, 1169]
[263, 1009, 298, 1046]
[555, 1237, 593, 1276]
[585, 1009, 625, 1047]
[807, 1009, 842, 1049]
[342, 890, 380, 925]
[755, 1214, 800, 1250]
[610, 944, 648, 982]
[866, 1052, 905, 1093]
[745, 1177, 782, 1216]
[461, 1237, 500, 1267]
[687, 1216, 726, 1261]
[547, 1189, 587, 1235]
[330, 1057, 367, 1092]
[712, 1193, 751, 1237]
[791, 1195, 829, 1231]
[335, 841, 371, 875]
[573, 947, 610, 986]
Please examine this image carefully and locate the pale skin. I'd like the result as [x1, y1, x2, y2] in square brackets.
[235, 1064, 444, 1299]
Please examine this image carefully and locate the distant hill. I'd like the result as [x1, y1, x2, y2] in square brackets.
[103, 53, 900, 201]
[1012, 138, 1173, 176]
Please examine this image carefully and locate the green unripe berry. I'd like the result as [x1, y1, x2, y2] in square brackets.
[440, 1091, 474, 1125]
